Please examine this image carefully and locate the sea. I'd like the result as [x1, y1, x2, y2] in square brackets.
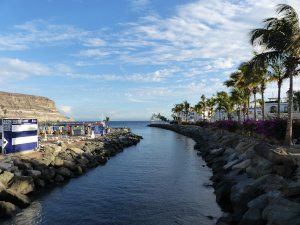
[2, 121, 222, 225]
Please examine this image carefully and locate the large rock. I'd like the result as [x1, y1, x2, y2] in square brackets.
[69, 148, 84, 154]
[0, 162, 12, 171]
[54, 174, 64, 182]
[262, 198, 300, 225]
[235, 142, 253, 154]
[253, 142, 273, 159]
[0, 171, 14, 186]
[27, 170, 41, 179]
[56, 167, 72, 178]
[40, 168, 56, 181]
[273, 165, 293, 178]
[52, 157, 64, 167]
[63, 160, 75, 169]
[268, 148, 294, 167]
[232, 159, 251, 170]
[0, 201, 20, 219]
[0, 189, 31, 208]
[16, 162, 32, 171]
[7, 176, 35, 194]
[239, 207, 264, 225]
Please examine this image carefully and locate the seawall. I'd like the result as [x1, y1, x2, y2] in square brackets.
[0, 128, 142, 220]
[149, 123, 300, 225]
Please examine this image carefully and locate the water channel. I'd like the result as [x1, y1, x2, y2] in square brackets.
[3, 121, 222, 225]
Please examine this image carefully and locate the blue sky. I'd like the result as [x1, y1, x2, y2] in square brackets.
[1, 0, 300, 121]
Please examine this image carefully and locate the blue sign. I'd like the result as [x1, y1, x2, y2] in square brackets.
[2, 119, 38, 154]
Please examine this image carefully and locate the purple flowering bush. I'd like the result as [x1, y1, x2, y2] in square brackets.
[195, 118, 300, 144]
[195, 120, 210, 127]
[213, 120, 241, 132]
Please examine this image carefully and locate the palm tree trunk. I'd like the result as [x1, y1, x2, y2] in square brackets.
[284, 73, 293, 147]
[238, 105, 241, 122]
[278, 82, 281, 117]
[262, 89, 265, 121]
[254, 93, 257, 121]
[247, 95, 250, 120]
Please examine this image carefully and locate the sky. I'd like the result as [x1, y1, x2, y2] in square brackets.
[1, 0, 300, 121]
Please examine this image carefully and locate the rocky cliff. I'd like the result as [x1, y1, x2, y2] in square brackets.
[0, 91, 74, 123]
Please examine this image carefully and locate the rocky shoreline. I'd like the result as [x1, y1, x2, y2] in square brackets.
[149, 123, 300, 225]
[0, 128, 142, 220]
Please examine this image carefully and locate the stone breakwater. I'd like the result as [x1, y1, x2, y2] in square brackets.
[149, 124, 300, 225]
[0, 128, 142, 219]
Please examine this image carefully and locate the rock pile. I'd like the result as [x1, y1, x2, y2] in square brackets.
[0, 128, 142, 219]
[149, 124, 300, 225]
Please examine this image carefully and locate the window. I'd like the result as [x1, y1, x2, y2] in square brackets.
[270, 106, 276, 113]
[284, 106, 288, 113]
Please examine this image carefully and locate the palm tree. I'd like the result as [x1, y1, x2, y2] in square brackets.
[200, 94, 207, 120]
[268, 57, 289, 117]
[172, 103, 184, 123]
[224, 62, 253, 120]
[206, 97, 216, 122]
[249, 4, 300, 146]
[194, 101, 203, 121]
[230, 88, 246, 122]
[215, 91, 229, 120]
[182, 100, 190, 123]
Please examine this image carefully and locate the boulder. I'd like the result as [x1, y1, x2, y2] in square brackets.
[54, 174, 64, 182]
[27, 170, 42, 179]
[0, 189, 31, 208]
[238, 207, 264, 225]
[52, 157, 64, 167]
[7, 176, 35, 194]
[34, 179, 45, 188]
[273, 165, 293, 178]
[223, 159, 241, 171]
[94, 156, 108, 165]
[43, 145, 55, 154]
[0, 171, 14, 186]
[8, 166, 19, 173]
[0, 201, 20, 219]
[256, 158, 273, 177]
[76, 156, 89, 165]
[253, 142, 273, 159]
[227, 152, 239, 163]
[283, 181, 300, 197]
[40, 168, 56, 181]
[0, 182, 6, 192]
[262, 198, 300, 225]
[17, 163, 32, 170]
[235, 142, 253, 154]
[268, 149, 294, 167]
[63, 160, 75, 169]
[232, 159, 251, 170]
[70, 165, 83, 175]
[53, 146, 62, 154]
[0, 162, 12, 171]
[230, 178, 264, 214]
[56, 167, 72, 178]
[69, 148, 84, 154]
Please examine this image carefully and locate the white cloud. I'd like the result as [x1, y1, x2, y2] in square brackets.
[129, 0, 150, 11]
[0, 58, 50, 83]
[67, 68, 178, 82]
[58, 105, 73, 115]
[83, 38, 106, 47]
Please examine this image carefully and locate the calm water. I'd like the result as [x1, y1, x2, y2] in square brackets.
[3, 121, 222, 225]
